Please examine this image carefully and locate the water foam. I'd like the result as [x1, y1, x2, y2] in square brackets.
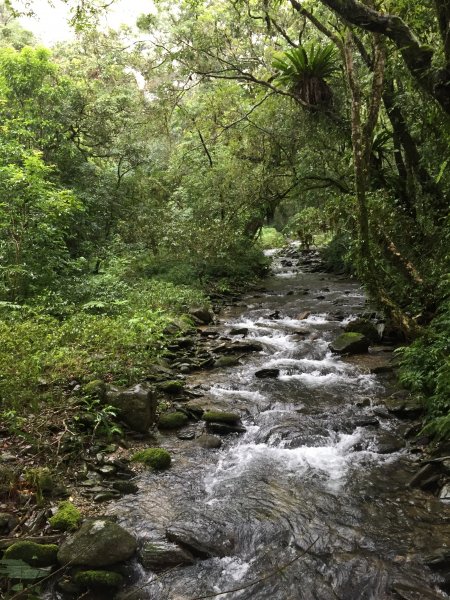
[206, 431, 366, 496]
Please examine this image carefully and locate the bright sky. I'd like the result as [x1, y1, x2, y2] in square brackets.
[15, 0, 153, 45]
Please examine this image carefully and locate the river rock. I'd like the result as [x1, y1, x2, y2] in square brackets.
[296, 311, 311, 320]
[384, 396, 424, 419]
[139, 540, 194, 570]
[106, 383, 157, 433]
[329, 333, 370, 355]
[213, 356, 241, 368]
[255, 368, 280, 379]
[57, 519, 137, 567]
[196, 434, 222, 449]
[390, 579, 444, 599]
[408, 463, 439, 489]
[376, 432, 405, 454]
[166, 516, 234, 558]
[344, 318, 380, 343]
[213, 341, 263, 354]
[229, 327, 248, 337]
[439, 483, 450, 502]
[206, 422, 246, 435]
[189, 307, 214, 324]
[203, 411, 240, 425]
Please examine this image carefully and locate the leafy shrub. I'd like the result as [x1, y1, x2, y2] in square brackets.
[398, 297, 450, 437]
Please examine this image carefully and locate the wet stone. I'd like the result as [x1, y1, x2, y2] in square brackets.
[255, 368, 280, 379]
[166, 516, 234, 558]
[196, 434, 222, 449]
[177, 428, 197, 440]
[139, 540, 194, 570]
[439, 483, 450, 502]
[206, 422, 246, 435]
[376, 432, 405, 454]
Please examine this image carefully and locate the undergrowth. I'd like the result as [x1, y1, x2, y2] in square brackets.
[398, 296, 450, 439]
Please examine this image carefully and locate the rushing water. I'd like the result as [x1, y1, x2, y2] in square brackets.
[113, 248, 450, 600]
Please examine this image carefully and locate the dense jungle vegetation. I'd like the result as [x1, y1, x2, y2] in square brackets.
[0, 0, 449, 438]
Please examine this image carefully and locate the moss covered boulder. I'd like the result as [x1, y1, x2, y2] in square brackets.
[57, 519, 137, 567]
[203, 411, 240, 425]
[158, 412, 188, 429]
[73, 569, 124, 590]
[157, 380, 185, 395]
[329, 333, 370, 355]
[344, 318, 379, 343]
[4, 541, 58, 567]
[131, 448, 171, 470]
[49, 501, 82, 532]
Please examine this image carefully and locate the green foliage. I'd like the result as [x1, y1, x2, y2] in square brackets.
[257, 227, 286, 249]
[273, 43, 339, 105]
[398, 297, 450, 436]
[49, 501, 82, 532]
[131, 447, 172, 469]
[74, 397, 122, 439]
[273, 44, 339, 82]
[0, 558, 49, 598]
[0, 147, 82, 300]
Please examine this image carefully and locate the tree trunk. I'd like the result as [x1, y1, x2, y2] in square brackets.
[319, 0, 450, 116]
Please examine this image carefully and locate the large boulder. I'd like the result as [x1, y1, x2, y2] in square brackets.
[189, 307, 214, 325]
[166, 515, 234, 558]
[344, 318, 380, 343]
[106, 383, 157, 433]
[329, 333, 370, 355]
[57, 519, 137, 567]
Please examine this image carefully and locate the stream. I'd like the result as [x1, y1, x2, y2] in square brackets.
[113, 247, 450, 600]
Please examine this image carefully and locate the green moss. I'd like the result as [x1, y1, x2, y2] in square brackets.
[49, 501, 82, 532]
[73, 570, 124, 590]
[158, 411, 188, 429]
[157, 380, 184, 395]
[203, 411, 240, 424]
[4, 541, 58, 567]
[83, 379, 106, 399]
[131, 448, 171, 470]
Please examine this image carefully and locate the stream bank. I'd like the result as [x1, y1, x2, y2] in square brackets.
[3, 246, 450, 600]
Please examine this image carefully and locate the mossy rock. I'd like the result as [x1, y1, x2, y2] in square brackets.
[73, 569, 124, 590]
[158, 412, 189, 429]
[213, 356, 241, 369]
[83, 379, 107, 400]
[344, 318, 379, 343]
[131, 448, 171, 470]
[49, 501, 82, 532]
[329, 332, 370, 355]
[4, 541, 58, 567]
[203, 411, 240, 425]
[157, 380, 185, 395]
